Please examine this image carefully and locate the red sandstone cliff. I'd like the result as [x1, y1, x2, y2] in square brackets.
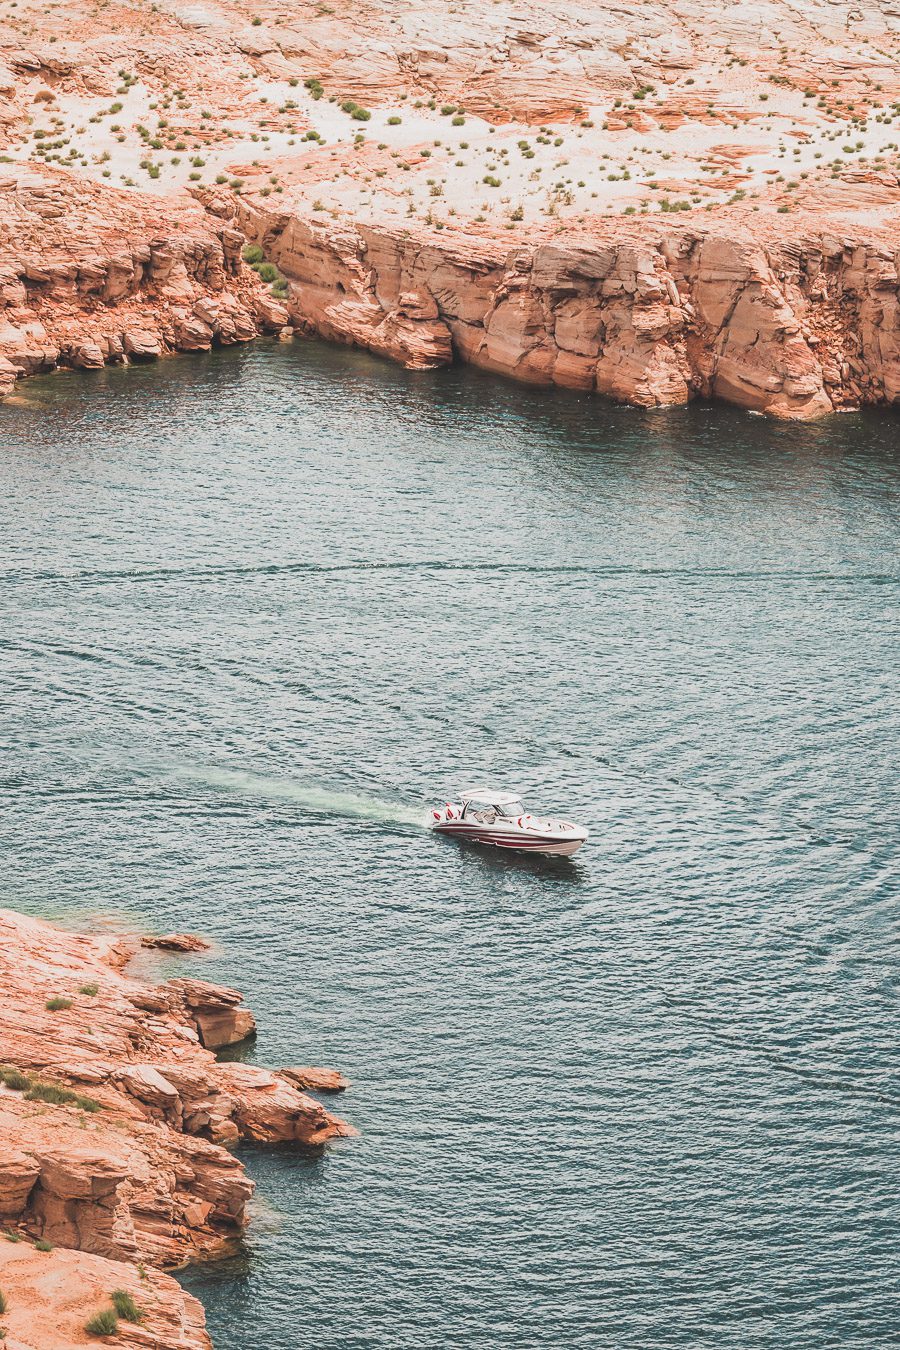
[2, 161, 896, 420]
[0, 167, 289, 400]
[221, 193, 900, 420]
[0, 908, 355, 1349]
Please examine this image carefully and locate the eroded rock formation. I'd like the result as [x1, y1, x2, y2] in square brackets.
[0, 907, 355, 1350]
[0, 1241, 212, 1350]
[0, 166, 288, 400]
[225, 196, 900, 419]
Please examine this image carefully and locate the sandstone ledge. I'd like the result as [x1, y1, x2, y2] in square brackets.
[0, 907, 355, 1349]
[223, 193, 900, 422]
[0, 166, 289, 402]
[1, 161, 896, 423]
[0, 1241, 211, 1350]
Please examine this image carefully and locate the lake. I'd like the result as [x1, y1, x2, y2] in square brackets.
[1, 341, 898, 1348]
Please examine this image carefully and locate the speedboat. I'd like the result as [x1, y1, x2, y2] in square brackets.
[430, 789, 588, 857]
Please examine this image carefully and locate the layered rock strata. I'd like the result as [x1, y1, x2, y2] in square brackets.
[226, 196, 900, 420]
[0, 1241, 211, 1350]
[0, 167, 288, 400]
[0, 908, 355, 1350]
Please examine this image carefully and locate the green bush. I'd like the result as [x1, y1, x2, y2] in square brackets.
[304, 78, 324, 99]
[340, 99, 371, 121]
[45, 997, 72, 1012]
[35, 1239, 53, 1253]
[242, 244, 264, 264]
[256, 262, 279, 282]
[3, 1230, 21, 1243]
[111, 1289, 143, 1323]
[85, 1308, 118, 1336]
[387, 116, 401, 125]
[24, 1081, 101, 1112]
[79, 983, 99, 997]
[0, 1065, 31, 1091]
[0, 1286, 6, 1314]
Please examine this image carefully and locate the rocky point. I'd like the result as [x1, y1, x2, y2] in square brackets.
[0, 908, 355, 1349]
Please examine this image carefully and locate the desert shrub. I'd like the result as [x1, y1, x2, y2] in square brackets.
[24, 1081, 101, 1112]
[242, 244, 264, 264]
[256, 262, 279, 282]
[79, 983, 99, 997]
[304, 78, 324, 99]
[0, 1065, 31, 1091]
[45, 997, 72, 1011]
[35, 1239, 53, 1253]
[387, 116, 401, 125]
[85, 1308, 118, 1336]
[111, 1289, 143, 1323]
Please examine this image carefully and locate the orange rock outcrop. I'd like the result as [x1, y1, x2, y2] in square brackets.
[0, 1241, 212, 1350]
[0, 166, 289, 400]
[0, 908, 355, 1349]
[224, 194, 900, 419]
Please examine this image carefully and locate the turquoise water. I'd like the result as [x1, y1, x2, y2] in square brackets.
[1, 343, 898, 1348]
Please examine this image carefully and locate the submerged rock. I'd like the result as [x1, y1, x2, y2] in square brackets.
[141, 932, 212, 953]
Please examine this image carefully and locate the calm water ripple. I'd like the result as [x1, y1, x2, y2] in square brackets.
[1, 342, 898, 1348]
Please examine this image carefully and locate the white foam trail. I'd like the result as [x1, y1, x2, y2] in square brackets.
[173, 764, 426, 828]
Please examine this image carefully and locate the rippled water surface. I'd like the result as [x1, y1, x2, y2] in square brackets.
[2, 343, 899, 1349]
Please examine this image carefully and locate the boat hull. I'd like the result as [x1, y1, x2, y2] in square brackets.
[433, 823, 586, 857]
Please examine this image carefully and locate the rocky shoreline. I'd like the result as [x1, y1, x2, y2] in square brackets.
[224, 192, 900, 421]
[1, 162, 898, 422]
[0, 167, 291, 403]
[0, 908, 354, 1349]
[1, 0, 899, 419]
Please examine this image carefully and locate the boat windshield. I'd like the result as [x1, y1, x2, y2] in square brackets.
[496, 799, 524, 817]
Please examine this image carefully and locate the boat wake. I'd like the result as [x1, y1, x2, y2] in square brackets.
[172, 764, 426, 829]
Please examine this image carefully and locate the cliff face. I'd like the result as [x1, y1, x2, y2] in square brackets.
[227, 196, 900, 420]
[0, 908, 355, 1350]
[0, 167, 288, 399]
[3, 160, 897, 420]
